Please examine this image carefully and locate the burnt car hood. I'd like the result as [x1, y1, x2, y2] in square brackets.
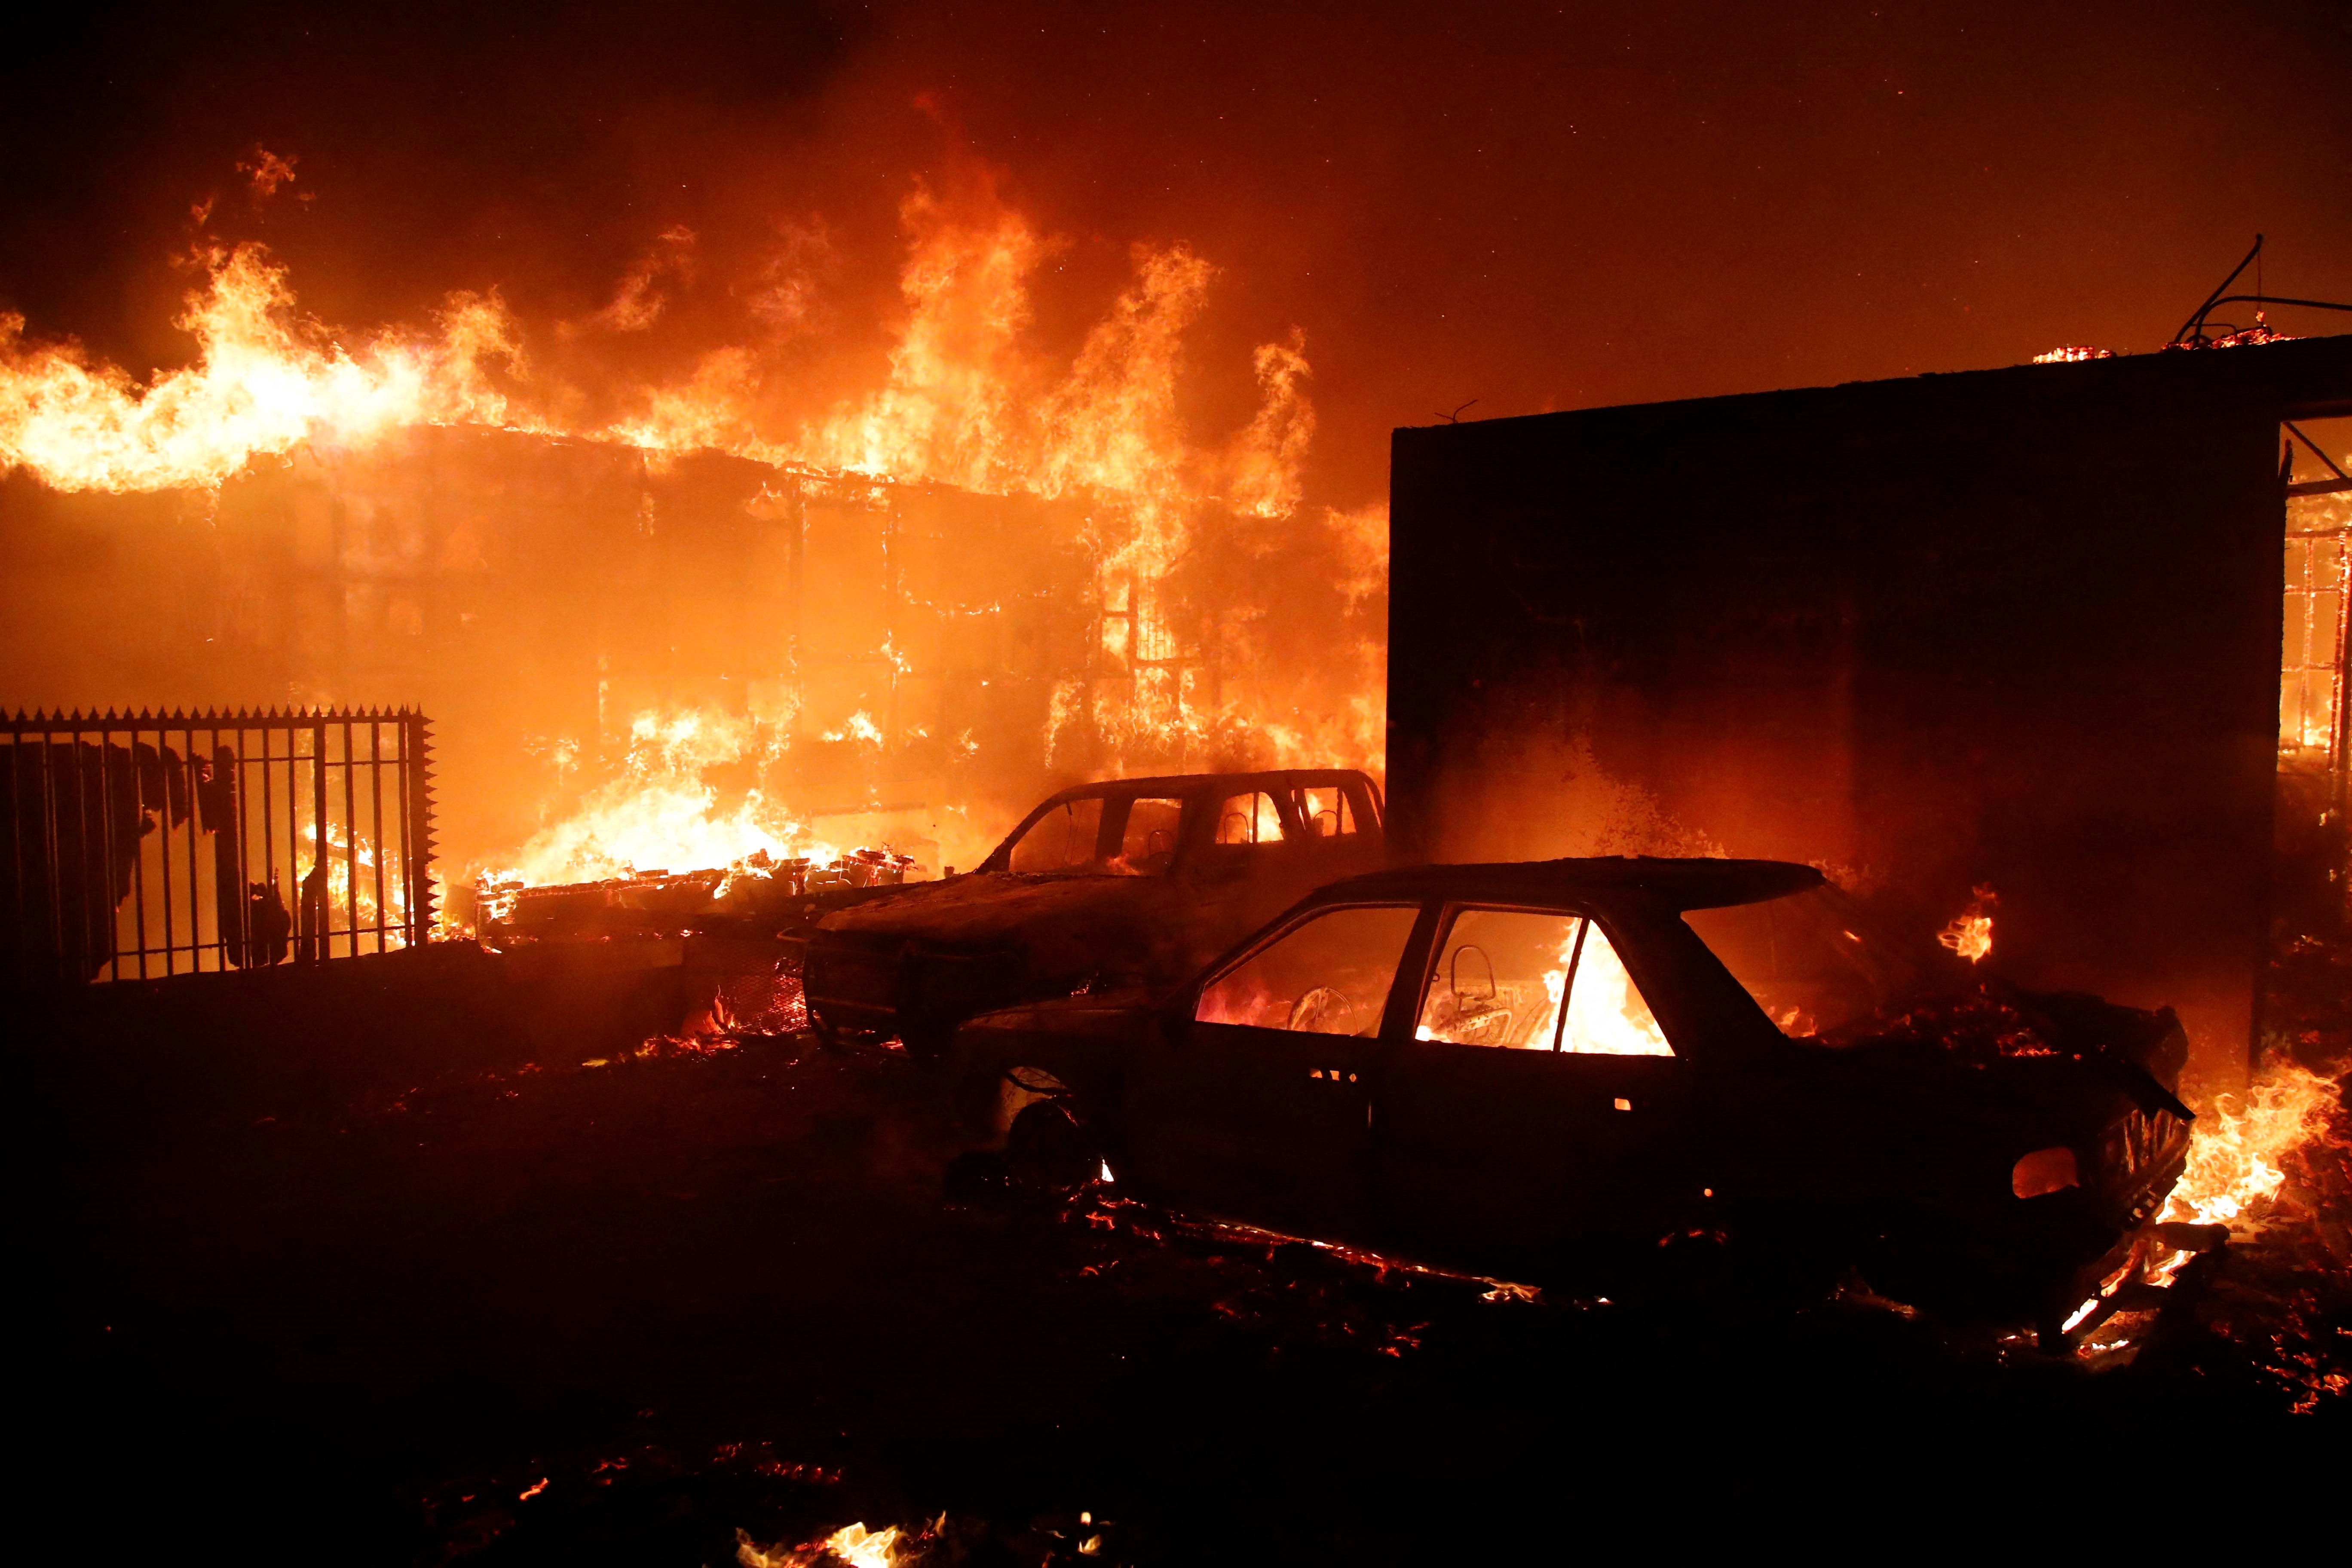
[1808, 981, 2192, 1119]
[816, 871, 1192, 977]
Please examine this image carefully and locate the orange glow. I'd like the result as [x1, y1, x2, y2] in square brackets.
[482, 707, 841, 892]
[0, 164, 1384, 890]
[1544, 922, 1671, 1056]
[1937, 884, 1996, 963]
[736, 1522, 908, 1568]
[0, 243, 534, 493]
[1415, 919, 1671, 1056]
[2161, 1057, 2340, 1232]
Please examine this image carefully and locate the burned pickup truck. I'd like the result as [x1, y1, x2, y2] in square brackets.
[802, 769, 1384, 1057]
[945, 857, 2205, 1348]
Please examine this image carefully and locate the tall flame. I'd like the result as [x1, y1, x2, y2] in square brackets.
[2162, 1057, 2342, 1232]
[0, 244, 534, 493]
[486, 708, 839, 889]
[1937, 884, 1996, 964]
[0, 160, 1384, 886]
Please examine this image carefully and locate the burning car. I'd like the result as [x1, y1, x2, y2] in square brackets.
[801, 769, 1385, 1057]
[944, 856, 2208, 1348]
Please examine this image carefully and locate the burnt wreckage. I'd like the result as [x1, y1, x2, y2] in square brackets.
[943, 857, 2207, 1348]
[802, 769, 1386, 1056]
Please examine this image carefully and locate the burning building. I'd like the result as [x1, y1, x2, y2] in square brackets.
[0, 181, 1387, 977]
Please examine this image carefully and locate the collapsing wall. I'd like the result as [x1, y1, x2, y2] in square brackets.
[1387, 335, 2352, 1066]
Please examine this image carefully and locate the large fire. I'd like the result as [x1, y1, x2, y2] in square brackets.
[2162, 1057, 2343, 1231]
[0, 156, 1386, 890]
[487, 709, 842, 889]
[1936, 885, 1997, 964]
[0, 242, 537, 493]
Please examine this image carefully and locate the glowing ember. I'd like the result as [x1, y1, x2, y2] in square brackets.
[737, 1521, 911, 1568]
[2161, 1057, 2341, 1232]
[2030, 346, 2114, 364]
[1937, 884, 1997, 963]
[0, 244, 535, 493]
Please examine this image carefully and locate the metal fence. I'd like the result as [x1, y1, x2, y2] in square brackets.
[2, 709, 437, 986]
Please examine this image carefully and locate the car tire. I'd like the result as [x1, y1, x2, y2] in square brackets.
[1003, 1099, 1096, 1201]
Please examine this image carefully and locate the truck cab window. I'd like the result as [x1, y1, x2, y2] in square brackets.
[1294, 785, 1359, 838]
[1112, 797, 1185, 874]
[1195, 904, 1420, 1035]
[1213, 790, 1285, 845]
[1008, 796, 1108, 873]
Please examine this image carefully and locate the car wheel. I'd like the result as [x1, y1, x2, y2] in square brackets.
[805, 1000, 851, 1054]
[1003, 1099, 1096, 1201]
[897, 1014, 957, 1060]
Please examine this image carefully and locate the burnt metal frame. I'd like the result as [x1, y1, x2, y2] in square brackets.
[2280, 420, 2352, 812]
[2, 707, 437, 987]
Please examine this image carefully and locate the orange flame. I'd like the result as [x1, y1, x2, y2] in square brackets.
[0, 244, 534, 493]
[2161, 1057, 2341, 1232]
[0, 161, 1385, 887]
[482, 708, 840, 890]
[736, 1521, 910, 1568]
[1937, 884, 1996, 963]
[1541, 922, 1672, 1056]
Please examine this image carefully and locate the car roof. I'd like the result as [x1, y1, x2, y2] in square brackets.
[1310, 856, 1825, 913]
[1038, 769, 1374, 799]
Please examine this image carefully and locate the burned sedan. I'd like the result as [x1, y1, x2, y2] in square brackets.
[802, 769, 1384, 1056]
[946, 857, 2203, 1348]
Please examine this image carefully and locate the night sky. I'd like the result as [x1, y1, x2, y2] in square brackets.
[5, 0, 2349, 508]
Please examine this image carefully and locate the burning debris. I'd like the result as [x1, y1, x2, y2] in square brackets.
[2165, 1057, 2344, 1232]
[469, 845, 917, 948]
[1936, 884, 1997, 964]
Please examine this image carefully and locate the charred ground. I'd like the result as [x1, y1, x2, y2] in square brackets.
[8, 945, 2348, 1563]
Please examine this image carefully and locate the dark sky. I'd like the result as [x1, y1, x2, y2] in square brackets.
[5, 0, 2349, 507]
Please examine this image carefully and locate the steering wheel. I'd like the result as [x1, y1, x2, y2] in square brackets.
[1286, 986, 1356, 1034]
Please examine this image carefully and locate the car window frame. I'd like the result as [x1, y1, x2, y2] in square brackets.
[1404, 899, 1677, 1059]
[1107, 792, 1190, 874]
[987, 787, 1188, 875]
[1289, 778, 1371, 842]
[1187, 897, 1438, 1040]
[986, 773, 1377, 877]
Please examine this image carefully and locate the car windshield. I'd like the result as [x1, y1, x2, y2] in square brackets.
[1682, 885, 1919, 1036]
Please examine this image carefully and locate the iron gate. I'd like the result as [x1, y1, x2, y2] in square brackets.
[2, 709, 437, 986]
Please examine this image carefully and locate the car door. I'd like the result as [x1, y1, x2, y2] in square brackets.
[1123, 900, 1426, 1239]
[1375, 905, 1695, 1277]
